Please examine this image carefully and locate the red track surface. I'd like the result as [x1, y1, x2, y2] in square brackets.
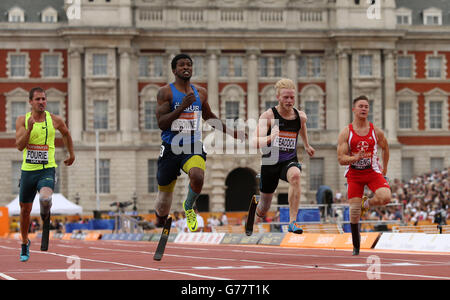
[0, 238, 449, 280]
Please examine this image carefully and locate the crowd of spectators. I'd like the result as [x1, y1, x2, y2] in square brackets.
[361, 167, 449, 225]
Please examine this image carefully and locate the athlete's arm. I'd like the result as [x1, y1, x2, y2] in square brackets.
[297, 109, 315, 157]
[199, 86, 246, 141]
[251, 109, 278, 149]
[155, 85, 194, 131]
[375, 126, 389, 176]
[52, 114, 75, 166]
[337, 127, 364, 166]
[15, 115, 32, 151]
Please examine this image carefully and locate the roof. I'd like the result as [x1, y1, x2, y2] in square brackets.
[0, 0, 67, 23]
[396, 0, 450, 25]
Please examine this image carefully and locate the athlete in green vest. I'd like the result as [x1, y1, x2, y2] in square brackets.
[15, 87, 75, 262]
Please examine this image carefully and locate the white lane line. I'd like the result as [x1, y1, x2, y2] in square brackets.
[240, 259, 450, 280]
[0, 272, 17, 280]
[0, 245, 230, 280]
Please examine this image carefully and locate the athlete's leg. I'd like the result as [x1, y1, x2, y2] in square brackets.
[182, 155, 205, 231]
[19, 202, 33, 245]
[255, 192, 274, 218]
[155, 180, 176, 227]
[364, 174, 391, 210]
[286, 166, 302, 224]
[39, 187, 53, 221]
[347, 177, 365, 255]
[349, 197, 362, 255]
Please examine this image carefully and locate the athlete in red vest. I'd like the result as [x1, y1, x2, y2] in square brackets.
[337, 95, 391, 255]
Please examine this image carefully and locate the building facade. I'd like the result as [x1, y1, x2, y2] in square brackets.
[0, 0, 449, 214]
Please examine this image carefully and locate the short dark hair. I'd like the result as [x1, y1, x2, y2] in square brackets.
[171, 53, 193, 70]
[353, 95, 369, 106]
[29, 87, 45, 100]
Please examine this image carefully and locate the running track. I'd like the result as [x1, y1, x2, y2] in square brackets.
[0, 238, 449, 281]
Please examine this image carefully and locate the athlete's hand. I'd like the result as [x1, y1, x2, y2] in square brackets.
[64, 154, 75, 166]
[353, 149, 365, 162]
[27, 116, 36, 132]
[181, 93, 196, 110]
[305, 145, 315, 157]
[270, 125, 280, 142]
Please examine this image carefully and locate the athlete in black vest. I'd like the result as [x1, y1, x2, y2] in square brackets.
[251, 78, 315, 233]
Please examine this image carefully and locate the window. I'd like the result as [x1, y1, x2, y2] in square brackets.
[138, 56, 149, 77]
[311, 57, 322, 78]
[11, 161, 22, 194]
[46, 102, 60, 116]
[396, 15, 410, 25]
[233, 56, 243, 77]
[429, 101, 442, 129]
[273, 57, 283, 77]
[144, 101, 158, 130]
[95, 159, 110, 194]
[430, 157, 444, 172]
[423, 8, 442, 25]
[41, 7, 58, 23]
[42, 54, 60, 77]
[367, 100, 374, 124]
[298, 56, 307, 77]
[397, 56, 412, 78]
[309, 158, 324, 191]
[398, 101, 412, 129]
[11, 102, 26, 129]
[259, 57, 269, 77]
[265, 100, 278, 110]
[8, 7, 24, 23]
[153, 55, 164, 77]
[225, 101, 239, 121]
[10, 54, 27, 77]
[192, 55, 204, 77]
[401, 158, 414, 182]
[93, 54, 108, 76]
[304, 101, 319, 129]
[148, 160, 158, 193]
[427, 57, 442, 78]
[359, 55, 372, 76]
[219, 57, 229, 77]
[93, 100, 108, 129]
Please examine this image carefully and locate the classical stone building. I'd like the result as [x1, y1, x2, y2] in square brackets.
[0, 0, 449, 214]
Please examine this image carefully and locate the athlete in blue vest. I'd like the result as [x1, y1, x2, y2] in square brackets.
[155, 54, 243, 232]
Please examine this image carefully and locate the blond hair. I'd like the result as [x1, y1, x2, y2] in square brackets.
[275, 78, 296, 96]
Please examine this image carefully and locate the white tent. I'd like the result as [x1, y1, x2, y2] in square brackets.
[6, 193, 83, 216]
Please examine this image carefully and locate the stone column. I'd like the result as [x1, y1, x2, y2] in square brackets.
[68, 47, 83, 142]
[119, 47, 137, 142]
[207, 48, 220, 114]
[165, 47, 179, 84]
[286, 49, 299, 108]
[325, 48, 338, 131]
[337, 49, 351, 129]
[383, 49, 398, 143]
[246, 48, 260, 122]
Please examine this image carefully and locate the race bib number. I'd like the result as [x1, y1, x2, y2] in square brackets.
[171, 112, 199, 132]
[26, 144, 49, 164]
[351, 152, 372, 170]
[273, 131, 297, 151]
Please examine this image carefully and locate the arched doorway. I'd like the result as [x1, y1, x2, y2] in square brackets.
[225, 168, 258, 211]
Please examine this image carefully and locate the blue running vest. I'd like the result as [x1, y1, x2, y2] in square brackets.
[161, 83, 202, 145]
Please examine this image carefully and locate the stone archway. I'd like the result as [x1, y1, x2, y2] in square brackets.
[225, 167, 258, 211]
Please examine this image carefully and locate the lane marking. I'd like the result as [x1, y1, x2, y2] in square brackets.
[240, 259, 450, 280]
[0, 272, 16, 280]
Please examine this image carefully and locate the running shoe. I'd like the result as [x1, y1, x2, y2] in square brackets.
[288, 222, 303, 234]
[361, 195, 369, 217]
[20, 239, 30, 262]
[183, 200, 198, 232]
